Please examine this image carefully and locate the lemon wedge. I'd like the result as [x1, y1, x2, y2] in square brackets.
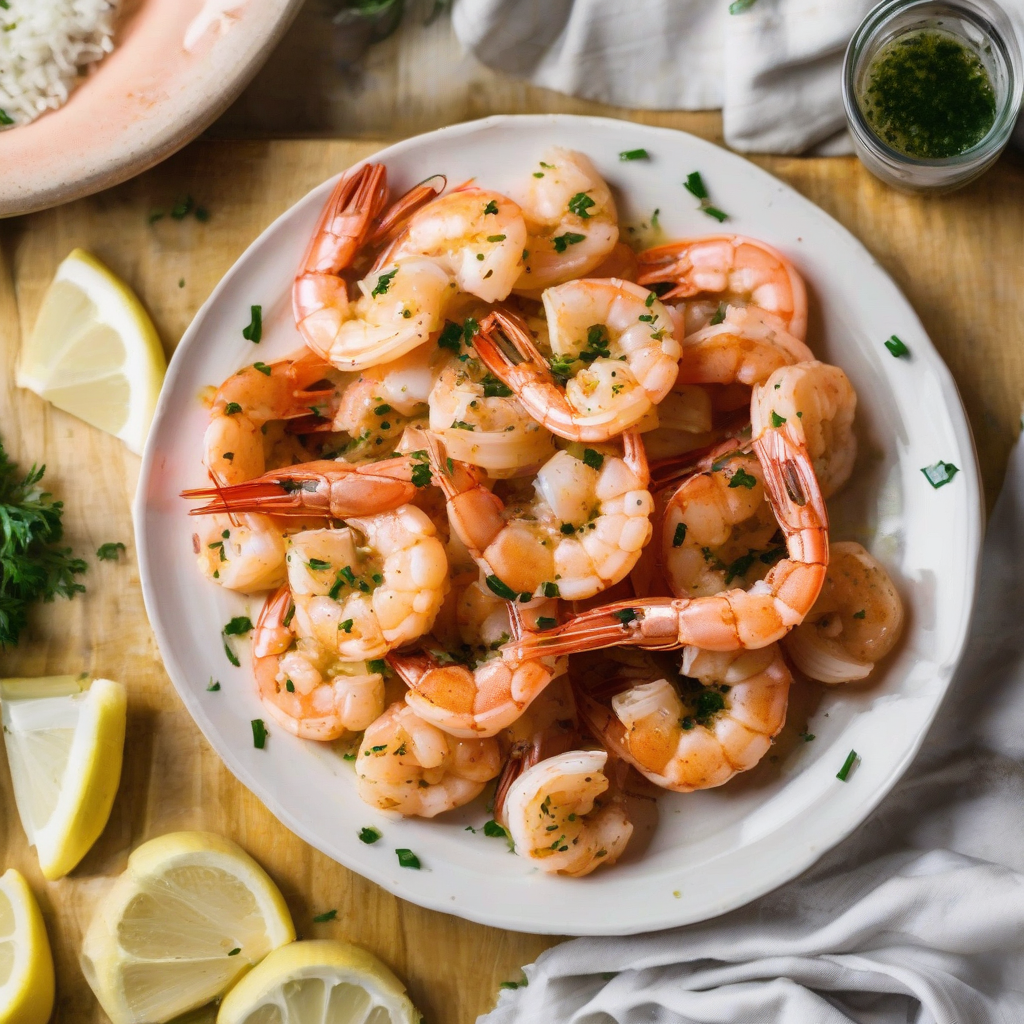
[0, 675, 126, 881]
[81, 831, 296, 1024]
[217, 939, 421, 1024]
[0, 868, 55, 1024]
[16, 248, 166, 455]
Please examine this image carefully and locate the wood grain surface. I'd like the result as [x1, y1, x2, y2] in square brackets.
[1, 134, 1023, 1024]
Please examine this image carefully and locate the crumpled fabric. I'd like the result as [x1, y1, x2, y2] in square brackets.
[478, 437, 1024, 1024]
[453, 0, 1024, 154]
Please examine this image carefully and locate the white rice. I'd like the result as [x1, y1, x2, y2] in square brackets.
[0, 0, 120, 129]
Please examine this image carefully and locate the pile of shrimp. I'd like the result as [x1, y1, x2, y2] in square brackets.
[182, 151, 905, 878]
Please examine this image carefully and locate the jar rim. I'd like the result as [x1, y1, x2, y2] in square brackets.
[842, 0, 1024, 168]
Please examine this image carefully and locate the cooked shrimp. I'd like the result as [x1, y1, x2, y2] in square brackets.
[286, 506, 448, 661]
[428, 358, 556, 476]
[473, 283, 681, 442]
[251, 585, 385, 740]
[203, 351, 338, 486]
[752, 360, 857, 498]
[638, 235, 808, 340]
[355, 701, 501, 817]
[431, 430, 653, 601]
[182, 453, 434, 520]
[193, 514, 288, 593]
[389, 187, 528, 304]
[390, 576, 565, 737]
[675, 305, 813, 387]
[504, 420, 828, 658]
[661, 451, 781, 598]
[784, 541, 904, 683]
[509, 148, 619, 293]
[499, 749, 632, 876]
[577, 644, 791, 791]
[293, 163, 444, 361]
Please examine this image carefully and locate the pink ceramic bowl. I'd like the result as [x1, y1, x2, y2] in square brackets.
[0, 0, 303, 217]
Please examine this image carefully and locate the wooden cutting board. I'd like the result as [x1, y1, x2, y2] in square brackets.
[1, 137, 1023, 1023]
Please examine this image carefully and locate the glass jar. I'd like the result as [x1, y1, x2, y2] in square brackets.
[843, 0, 1023, 194]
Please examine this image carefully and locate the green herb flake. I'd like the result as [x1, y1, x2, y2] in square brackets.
[728, 467, 758, 489]
[729, 0, 758, 12]
[836, 749, 858, 781]
[228, 947, 241, 956]
[358, 826, 382, 844]
[568, 192, 596, 219]
[371, 268, 398, 298]
[684, 172, 709, 200]
[884, 335, 910, 358]
[613, 608, 638, 625]
[770, 411, 787, 428]
[251, 719, 267, 749]
[921, 461, 959, 489]
[207, 679, 221, 692]
[486, 234, 506, 243]
[672, 522, 687, 547]
[703, 206, 729, 223]
[799, 731, 815, 742]
[483, 200, 499, 216]
[619, 148, 649, 161]
[171, 196, 194, 220]
[313, 908, 338, 922]
[396, 848, 421, 869]
[536, 616, 558, 631]
[96, 542, 126, 561]
[542, 581, 560, 598]
[224, 402, 242, 415]
[485, 574, 518, 601]
[223, 616, 253, 636]
[224, 642, 240, 667]
[645, 291, 656, 308]
[582, 448, 605, 470]
[483, 820, 507, 838]
[253, 361, 272, 376]
[853, 609, 867, 619]
[552, 232, 586, 254]
[709, 303, 727, 326]
[242, 305, 263, 343]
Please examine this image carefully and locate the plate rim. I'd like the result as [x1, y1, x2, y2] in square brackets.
[134, 112, 984, 935]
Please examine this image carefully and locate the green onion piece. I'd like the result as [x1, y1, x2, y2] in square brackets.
[684, 172, 708, 200]
[921, 461, 959, 489]
[645, 291, 656, 308]
[313, 908, 338, 921]
[884, 335, 910, 358]
[703, 206, 729, 222]
[619, 148, 649, 161]
[396, 848, 421, 869]
[438, 321, 462, 351]
[241, 304, 262, 343]
[251, 719, 267, 749]
[836, 749, 858, 781]
[224, 642, 240, 667]
[729, 0, 758, 12]
[672, 522, 687, 547]
[485, 575, 518, 601]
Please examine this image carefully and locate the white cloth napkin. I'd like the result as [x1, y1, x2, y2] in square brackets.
[453, 0, 1024, 154]
[479, 437, 1024, 1024]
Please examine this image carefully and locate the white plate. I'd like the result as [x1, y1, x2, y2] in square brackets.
[135, 115, 982, 936]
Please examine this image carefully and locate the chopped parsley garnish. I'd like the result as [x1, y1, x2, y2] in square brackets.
[486, 234, 506, 243]
[228, 947, 241, 956]
[371, 268, 398, 297]
[223, 616, 253, 636]
[724, 552, 757, 584]
[483, 820, 508, 838]
[359, 827, 382, 844]
[672, 523, 687, 547]
[463, 317, 480, 343]
[853, 609, 867, 619]
[921, 461, 959, 489]
[552, 232, 586, 253]
[450, 420, 475, 431]
[619, 148, 649, 161]
[684, 171, 729, 221]
[729, 0, 758, 12]
[207, 679, 221, 692]
[368, 659, 387, 674]
[728, 467, 758, 489]
[485, 575, 518, 601]
[884, 335, 910, 358]
[96, 542, 126, 561]
[396, 848, 421, 869]
[339, 619, 354, 633]
[481, 374, 513, 398]
[242, 305, 262, 343]
[536, 617, 558, 630]
[306, 558, 331, 571]
[703, 206, 728, 222]
[770, 411, 787, 428]
[438, 320, 463, 352]
[613, 608, 637, 625]
[483, 200, 499, 216]
[251, 719, 267, 749]
[171, 196, 194, 220]
[836, 749, 858, 781]
[0, 109, 14, 126]
[559, 523, 575, 535]
[582, 448, 604, 470]
[542, 581, 560, 598]
[645, 291, 656, 308]
[500, 978, 528, 990]
[253, 361, 271, 376]
[568, 192, 596, 219]
[410, 451, 432, 488]
[709, 303, 727, 326]
[694, 688, 726, 723]
[224, 402, 242, 415]
[285, 679, 295, 692]
[224, 643, 240, 667]
[760, 546, 787, 565]
[313, 908, 338, 922]
[799, 730, 815, 742]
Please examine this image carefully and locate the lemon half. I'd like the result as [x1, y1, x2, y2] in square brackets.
[0, 868, 55, 1024]
[17, 248, 166, 455]
[81, 831, 296, 1024]
[0, 675, 126, 881]
[217, 939, 420, 1024]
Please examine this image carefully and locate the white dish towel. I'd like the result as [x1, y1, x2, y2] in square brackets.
[478, 436, 1024, 1022]
[453, 0, 1024, 154]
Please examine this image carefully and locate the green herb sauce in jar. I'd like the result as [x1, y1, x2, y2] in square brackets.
[859, 29, 997, 158]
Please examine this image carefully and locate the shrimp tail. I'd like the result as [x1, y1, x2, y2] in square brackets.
[369, 173, 447, 247]
[253, 584, 294, 660]
[181, 456, 421, 518]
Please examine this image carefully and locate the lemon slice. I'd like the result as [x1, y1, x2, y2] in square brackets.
[16, 248, 166, 455]
[81, 831, 296, 1024]
[217, 939, 420, 1024]
[0, 868, 55, 1024]
[0, 675, 126, 881]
